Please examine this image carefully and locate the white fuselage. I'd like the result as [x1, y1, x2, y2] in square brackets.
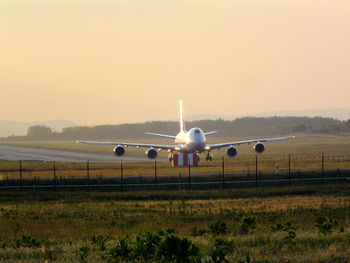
[174, 128, 207, 153]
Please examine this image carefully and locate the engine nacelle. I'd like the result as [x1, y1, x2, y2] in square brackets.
[226, 146, 238, 158]
[113, 145, 125, 156]
[146, 148, 158, 159]
[254, 142, 265, 154]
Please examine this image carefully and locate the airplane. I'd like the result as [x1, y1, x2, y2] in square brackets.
[77, 100, 294, 161]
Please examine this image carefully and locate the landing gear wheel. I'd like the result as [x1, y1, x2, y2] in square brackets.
[206, 152, 213, 161]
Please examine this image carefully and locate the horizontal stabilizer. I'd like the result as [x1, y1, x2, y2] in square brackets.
[204, 131, 218, 136]
[145, 132, 176, 139]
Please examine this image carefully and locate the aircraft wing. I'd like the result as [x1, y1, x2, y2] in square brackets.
[207, 136, 295, 150]
[76, 140, 178, 150]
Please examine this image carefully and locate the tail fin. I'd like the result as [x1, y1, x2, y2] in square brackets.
[179, 99, 186, 132]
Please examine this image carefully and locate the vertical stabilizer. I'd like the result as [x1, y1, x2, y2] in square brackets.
[179, 99, 186, 132]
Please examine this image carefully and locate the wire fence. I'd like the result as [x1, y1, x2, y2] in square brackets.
[0, 153, 350, 190]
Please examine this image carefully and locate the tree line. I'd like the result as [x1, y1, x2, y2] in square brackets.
[2, 116, 350, 141]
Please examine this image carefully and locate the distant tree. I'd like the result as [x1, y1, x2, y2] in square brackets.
[292, 124, 306, 133]
[26, 125, 52, 139]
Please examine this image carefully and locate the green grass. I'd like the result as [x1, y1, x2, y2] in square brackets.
[0, 185, 349, 262]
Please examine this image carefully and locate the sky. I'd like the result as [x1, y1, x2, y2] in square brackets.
[1, 0, 350, 125]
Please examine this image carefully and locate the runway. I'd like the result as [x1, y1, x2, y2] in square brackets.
[0, 144, 153, 163]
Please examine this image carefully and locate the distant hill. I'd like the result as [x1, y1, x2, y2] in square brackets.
[0, 120, 76, 137]
[184, 109, 350, 121]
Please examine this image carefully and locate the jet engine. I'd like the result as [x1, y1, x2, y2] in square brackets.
[254, 142, 265, 154]
[114, 145, 125, 156]
[226, 146, 238, 158]
[146, 148, 158, 159]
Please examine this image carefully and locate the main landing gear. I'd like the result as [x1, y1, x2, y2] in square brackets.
[205, 151, 213, 161]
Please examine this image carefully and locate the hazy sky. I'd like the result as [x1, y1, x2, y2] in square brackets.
[1, 0, 350, 125]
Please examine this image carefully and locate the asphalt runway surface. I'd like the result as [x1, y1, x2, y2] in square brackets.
[0, 144, 154, 163]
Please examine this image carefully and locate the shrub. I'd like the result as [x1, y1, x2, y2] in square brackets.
[316, 216, 338, 235]
[133, 230, 162, 261]
[156, 233, 200, 263]
[13, 234, 41, 248]
[209, 220, 229, 235]
[238, 216, 256, 234]
[107, 237, 133, 263]
[271, 220, 296, 244]
[79, 245, 90, 263]
[191, 226, 206, 237]
[209, 237, 234, 263]
[91, 235, 111, 251]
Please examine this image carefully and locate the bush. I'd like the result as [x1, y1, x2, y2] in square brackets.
[79, 245, 90, 263]
[209, 220, 229, 235]
[91, 235, 111, 251]
[133, 230, 162, 261]
[271, 220, 296, 244]
[238, 216, 256, 234]
[156, 233, 200, 263]
[191, 226, 206, 237]
[13, 234, 41, 248]
[316, 216, 338, 235]
[107, 237, 132, 263]
[209, 237, 234, 263]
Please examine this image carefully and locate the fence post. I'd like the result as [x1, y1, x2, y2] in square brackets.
[188, 162, 191, 190]
[178, 173, 181, 191]
[120, 161, 123, 190]
[288, 154, 291, 187]
[99, 174, 102, 191]
[154, 159, 157, 189]
[255, 155, 258, 188]
[337, 168, 340, 184]
[19, 160, 23, 189]
[321, 152, 324, 183]
[222, 156, 225, 190]
[53, 161, 56, 189]
[87, 161, 90, 187]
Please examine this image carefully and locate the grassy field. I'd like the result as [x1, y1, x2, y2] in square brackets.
[0, 185, 349, 262]
[1, 134, 350, 179]
[1, 135, 350, 262]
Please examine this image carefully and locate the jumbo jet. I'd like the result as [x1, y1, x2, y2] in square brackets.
[77, 100, 294, 161]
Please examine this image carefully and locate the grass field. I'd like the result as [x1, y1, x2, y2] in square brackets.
[0, 186, 349, 262]
[1, 134, 350, 179]
[1, 135, 350, 262]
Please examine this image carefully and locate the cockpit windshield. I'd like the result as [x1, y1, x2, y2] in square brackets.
[194, 129, 201, 134]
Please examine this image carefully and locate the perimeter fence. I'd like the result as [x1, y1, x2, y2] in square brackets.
[0, 153, 350, 190]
